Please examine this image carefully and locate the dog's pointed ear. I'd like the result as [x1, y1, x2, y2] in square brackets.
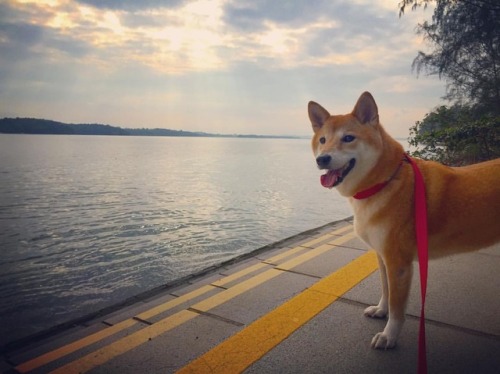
[352, 92, 379, 125]
[308, 101, 330, 133]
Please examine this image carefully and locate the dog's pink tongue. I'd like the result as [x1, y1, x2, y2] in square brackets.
[320, 170, 339, 189]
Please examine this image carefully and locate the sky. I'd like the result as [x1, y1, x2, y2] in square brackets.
[0, 0, 446, 138]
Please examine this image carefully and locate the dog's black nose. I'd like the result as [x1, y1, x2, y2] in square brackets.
[316, 155, 331, 168]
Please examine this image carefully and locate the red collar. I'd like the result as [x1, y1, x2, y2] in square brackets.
[352, 156, 406, 200]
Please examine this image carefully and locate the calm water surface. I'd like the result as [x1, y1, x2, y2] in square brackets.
[0, 134, 351, 346]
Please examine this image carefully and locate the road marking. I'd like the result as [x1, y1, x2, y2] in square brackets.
[211, 262, 270, 288]
[190, 269, 283, 312]
[213, 225, 354, 286]
[14, 224, 355, 373]
[176, 250, 378, 374]
[330, 222, 354, 236]
[47, 267, 285, 374]
[277, 232, 356, 271]
[51, 310, 199, 374]
[300, 224, 352, 248]
[14, 285, 215, 374]
[15, 319, 137, 374]
[136, 285, 214, 321]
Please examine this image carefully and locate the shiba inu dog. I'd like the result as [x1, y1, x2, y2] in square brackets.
[308, 92, 500, 349]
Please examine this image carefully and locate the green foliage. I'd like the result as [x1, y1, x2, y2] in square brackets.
[409, 105, 500, 165]
[402, 0, 500, 164]
[410, 0, 500, 114]
[398, 0, 432, 15]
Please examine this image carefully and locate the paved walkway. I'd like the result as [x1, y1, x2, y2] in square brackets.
[2, 218, 499, 374]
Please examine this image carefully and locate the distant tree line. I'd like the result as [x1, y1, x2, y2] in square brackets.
[0, 117, 298, 139]
[0, 118, 127, 135]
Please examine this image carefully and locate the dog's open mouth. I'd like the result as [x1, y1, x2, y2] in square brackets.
[320, 159, 356, 188]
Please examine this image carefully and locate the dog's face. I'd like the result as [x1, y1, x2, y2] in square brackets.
[308, 92, 383, 196]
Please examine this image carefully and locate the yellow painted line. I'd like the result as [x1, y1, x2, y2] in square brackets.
[177, 250, 378, 374]
[15, 319, 137, 374]
[16, 225, 354, 372]
[51, 310, 198, 374]
[191, 269, 283, 312]
[261, 244, 309, 265]
[210, 226, 354, 287]
[16, 263, 273, 371]
[263, 224, 353, 264]
[193, 229, 355, 313]
[277, 232, 356, 271]
[300, 233, 335, 248]
[212, 262, 269, 288]
[48, 270, 283, 374]
[329, 223, 353, 236]
[300, 224, 352, 248]
[15, 286, 216, 373]
[47, 229, 357, 372]
[136, 284, 214, 320]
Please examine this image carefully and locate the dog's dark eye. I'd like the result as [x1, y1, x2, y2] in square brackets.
[319, 137, 326, 144]
[342, 135, 355, 143]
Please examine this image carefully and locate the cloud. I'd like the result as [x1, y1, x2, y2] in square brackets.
[0, 21, 44, 46]
[76, 0, 186, 11]
[0, 0, 426, 75]
[119, 11, 180, 28]
[218, 1, 421, 74]
[223, 0, 330, 30]
[0, 0, 445, 138]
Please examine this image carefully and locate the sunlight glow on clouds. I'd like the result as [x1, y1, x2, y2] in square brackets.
[0, 0, 444, 137]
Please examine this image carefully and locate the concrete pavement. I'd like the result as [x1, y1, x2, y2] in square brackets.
[2, 218, 499, 373]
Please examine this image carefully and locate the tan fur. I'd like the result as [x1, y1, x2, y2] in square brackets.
[308, 92, 500, 349]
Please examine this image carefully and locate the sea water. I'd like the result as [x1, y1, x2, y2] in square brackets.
[0, 134, 352, 346]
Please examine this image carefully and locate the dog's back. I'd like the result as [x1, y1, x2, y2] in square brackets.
[420, 157, 500, 256]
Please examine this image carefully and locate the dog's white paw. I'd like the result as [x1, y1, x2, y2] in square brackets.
[364, 305, 388, 318]
[371, 332, 397, 350]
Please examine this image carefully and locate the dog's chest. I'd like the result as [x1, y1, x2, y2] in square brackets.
[351, 201, 388, 254]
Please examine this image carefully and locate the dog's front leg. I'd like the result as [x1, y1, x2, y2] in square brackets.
[370, 254, 413, 349]
[364, 253, 388, 318]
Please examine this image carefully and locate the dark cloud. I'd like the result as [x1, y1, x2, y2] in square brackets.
[76, 0, 186, 11]
[0, 2, 48, 46]
[304, 2, 404, 58]
[0, 21, 91, 61]
[0, 23, 47, 74]
[119, 12, 180, 28]
[0, 1, 55, 27]
[48, 34, 91, 58]
[0, 22, 44, 46]
[0, 1, 92, 64]
[224, 0, 330, 30]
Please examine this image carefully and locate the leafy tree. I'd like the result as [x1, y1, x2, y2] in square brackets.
[401, 0, 500, 164]
[409, 105, 500, 165]
[401, 0, 500, 113]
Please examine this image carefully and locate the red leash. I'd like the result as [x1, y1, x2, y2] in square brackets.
[348, 154, 429, 372]
[405, 154, 428, 374]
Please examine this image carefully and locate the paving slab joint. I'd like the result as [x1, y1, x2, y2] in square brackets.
[187, 308, 245, 327]
[273, 267, 322, 279]
[132, 317, 154, 326]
